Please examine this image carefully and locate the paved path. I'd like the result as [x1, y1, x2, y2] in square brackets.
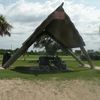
[84, 64, 100, 70]
[0, 66, 4, 69]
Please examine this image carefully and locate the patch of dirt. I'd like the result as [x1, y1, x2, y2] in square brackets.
[0, 79, 100, 100]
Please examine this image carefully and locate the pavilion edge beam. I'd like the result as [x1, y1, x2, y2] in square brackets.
[80, 46, 94, 69]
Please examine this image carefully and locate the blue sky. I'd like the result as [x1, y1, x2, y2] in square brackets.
[0, 0, 100, 51]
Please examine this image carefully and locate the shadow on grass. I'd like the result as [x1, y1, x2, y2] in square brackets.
[95, 69, 100, 73]
[11, 66, 74, 76]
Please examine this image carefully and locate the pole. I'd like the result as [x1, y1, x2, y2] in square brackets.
[67, 49, 84, 67]
[80, 46, 94, 69]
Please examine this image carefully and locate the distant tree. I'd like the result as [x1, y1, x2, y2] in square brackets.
[0, 49, 4, 54]
[0, 15, 12, 36]
[13, 48, 19, 52]
[34, 35, 61, 56]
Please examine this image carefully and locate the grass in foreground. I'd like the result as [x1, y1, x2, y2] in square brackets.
[0, 68, 100, 81]
[0, 55, 100, 81]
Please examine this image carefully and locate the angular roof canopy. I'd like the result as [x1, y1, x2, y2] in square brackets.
[23, 2, 85, 48]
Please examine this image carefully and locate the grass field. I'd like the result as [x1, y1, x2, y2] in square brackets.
[0, 54, 100, 81]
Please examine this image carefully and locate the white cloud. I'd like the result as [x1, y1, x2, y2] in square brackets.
[4, 0, 54, 35]
[0, 4, 5, 14]
[63, 1, 100, 33]
[0, 0, 100, 50]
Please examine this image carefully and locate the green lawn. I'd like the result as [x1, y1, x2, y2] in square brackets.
[0, 54, 100, 81]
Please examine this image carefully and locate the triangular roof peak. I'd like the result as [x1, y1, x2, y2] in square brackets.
[23, 3, 85, 48]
